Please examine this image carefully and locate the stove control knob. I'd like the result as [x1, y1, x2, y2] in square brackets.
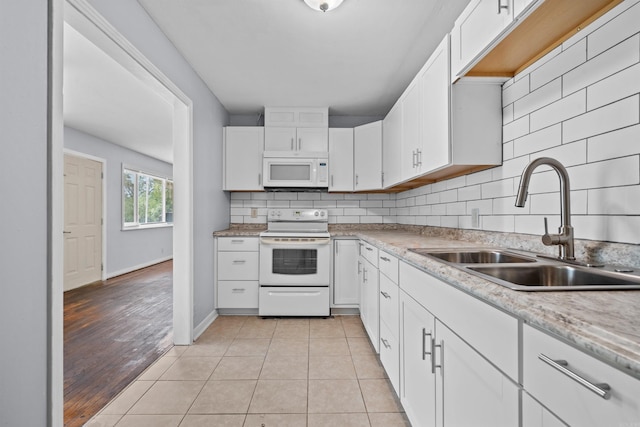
[321, 211, 325, 217]
[314, 211, 319, 216]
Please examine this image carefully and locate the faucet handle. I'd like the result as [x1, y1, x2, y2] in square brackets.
[542, 217, 560, 246]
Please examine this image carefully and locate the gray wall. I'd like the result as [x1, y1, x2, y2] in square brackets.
[87, 0, 231, 328]
[0, 1, 50, 425]
[64, 126, 174, 278]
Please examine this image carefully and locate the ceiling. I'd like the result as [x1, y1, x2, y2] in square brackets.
[63, 23, 174, 163]
[137, 0, 470, 116]
[63, 0, 470, 163]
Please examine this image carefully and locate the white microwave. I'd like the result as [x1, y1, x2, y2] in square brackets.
[263, 153, 329, 188]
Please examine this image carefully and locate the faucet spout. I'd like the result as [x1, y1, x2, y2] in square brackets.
[515, 157, 575, 261]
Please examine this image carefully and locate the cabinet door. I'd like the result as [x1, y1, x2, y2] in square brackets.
[522, 392, 567, 427]
[359, 255, 379, 353]
[436, 320, 520, 427]
[420, 36, 450, 174]
[264, 127, 297, 151]
[450, 0, 513, 80]
[297, 127, 328, 152]
[328, 128, 354, 191]
[354, 120, 382, 191]
[401, 79, 421, 180]
[333, 239, 359, 305]
[400, 291, 436, 427]
[223, 127, 264, 191]
[382, 102, 403, 188]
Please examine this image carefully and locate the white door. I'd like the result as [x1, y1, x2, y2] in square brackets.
[333, 239, 359, 305]
[264, 127, 297, 152]
[64, 154, 103, 291]
[296, 127, 328, 152]
[224, 127, 264, 191]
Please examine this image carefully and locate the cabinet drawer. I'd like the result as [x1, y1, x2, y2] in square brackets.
[217, 281, 259, 308]
[379, 321, 400, 396]
[217, 237, 259, 252]
[360, 241, 378, 267]
[523, 324, 640, 427]
[379, 274, 399, 338]
[217, 251, 259, 280]
[378, 251, 398, 283]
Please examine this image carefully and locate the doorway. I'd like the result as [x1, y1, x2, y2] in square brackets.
[63, 152, 105, 291]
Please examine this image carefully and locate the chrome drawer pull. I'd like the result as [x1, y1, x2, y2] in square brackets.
[538, 354, 611, 400]
[231, 288, 245, 293]
[365, 247, 373, 251]
[422, 328, 432, 361]
[380, 291, 391, 299]
[231, 239, 244, 243]
[380, 256, 391, 262]
[381, 338, 391, 349]
[232, 260, 246, 264]
[431, 338, 442, 374]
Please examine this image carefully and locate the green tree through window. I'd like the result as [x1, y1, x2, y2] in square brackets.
[123, 167, 173, 227]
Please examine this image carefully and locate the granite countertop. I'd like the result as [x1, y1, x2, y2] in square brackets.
[214, 226, 640, 379]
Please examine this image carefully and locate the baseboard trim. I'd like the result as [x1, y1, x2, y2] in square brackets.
[106, 256, 173, 279]
[193, 309, 218, 341]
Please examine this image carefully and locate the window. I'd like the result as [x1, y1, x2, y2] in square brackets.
[123, 166, 173, 228]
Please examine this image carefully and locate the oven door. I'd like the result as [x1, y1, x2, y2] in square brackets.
[259, 237, 330, 286]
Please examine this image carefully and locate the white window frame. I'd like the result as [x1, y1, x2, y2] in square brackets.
[122, 164, 173, 230]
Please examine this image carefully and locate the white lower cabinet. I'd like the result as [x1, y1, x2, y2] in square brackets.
[400, 290, 437, 426]
[523, 324, 640, 427]
[522, 392, 566, 427]
[436, 319, 519, 427]
[359, 242, 379, 353]
[216, 237, 259, 310]
[399, 260, 519, 427]
[332, 239, 359, 306]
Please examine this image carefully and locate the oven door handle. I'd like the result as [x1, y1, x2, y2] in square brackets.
[259, 237, 331, 245]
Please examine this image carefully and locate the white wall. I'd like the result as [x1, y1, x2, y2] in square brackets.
[64, 126, 173, 277]
[87, 0, 230, 327]
[233, 1, 640, 248]
[0, 1, 50, 425]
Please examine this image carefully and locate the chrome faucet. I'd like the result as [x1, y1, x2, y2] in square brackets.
[515, 157, 575, 261]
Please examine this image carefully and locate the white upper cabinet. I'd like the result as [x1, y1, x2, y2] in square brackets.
[450, 0, 514, 81]
[382, 102, 403, 188]
[264, 107, 328, 128]
[420, 37, 450, 173]
[381, 34, 501, 190]
[328, 128, 354, 192]
[354, 120, 383, 191]
[264, 107, 329, 154]
[401, 78, 422, 181]
[264, 127, 328, 153]
[223, 127, 264, 191]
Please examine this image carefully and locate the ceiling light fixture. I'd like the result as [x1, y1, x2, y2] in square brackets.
[303, 0, 344, 12]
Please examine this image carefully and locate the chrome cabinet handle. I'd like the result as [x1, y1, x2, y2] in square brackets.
[231, 288, 245, 293]
[497, 0, 509, 14]
[422, 328, 432, 361]
[381, 338, 391, 349]
[380, 256, 390, 262]
[298, 138, 302, 150]
[291, 137, 294, 150]
[431, 338, 442, 373]
[380, 291, 391, 299]
[357, 260, 362, 274]
[231, 239, 244, 243]
[417, 149, 422, 166]
[538, 354, 611, 399]
[412, 150, 417, 168]
[365, 247, 373, 252]
[258, 173, 262, 186]
[232, 260, 246, 264]
[355, 174, 359, 186]
[63, 231, 71, 234]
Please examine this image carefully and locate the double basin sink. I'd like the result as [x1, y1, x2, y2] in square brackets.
[409, 248, 640, 291]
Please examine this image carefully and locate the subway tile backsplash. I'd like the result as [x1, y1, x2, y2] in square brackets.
[231, 0, 640, 245]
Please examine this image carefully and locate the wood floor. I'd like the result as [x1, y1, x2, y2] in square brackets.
[64, 260, 173, 427]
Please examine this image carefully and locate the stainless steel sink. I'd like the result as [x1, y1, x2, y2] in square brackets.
[468, 265, 640, 291]
[409, 248, 536, 264]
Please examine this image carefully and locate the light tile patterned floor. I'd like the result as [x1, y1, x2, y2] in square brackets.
[87, 316, 410, 427]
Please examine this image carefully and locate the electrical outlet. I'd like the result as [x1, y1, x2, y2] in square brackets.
[250, 208, 258, 218]
[471, 208, 480, 228]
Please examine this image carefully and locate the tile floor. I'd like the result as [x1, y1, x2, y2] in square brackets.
[86, 315, 410, 427]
